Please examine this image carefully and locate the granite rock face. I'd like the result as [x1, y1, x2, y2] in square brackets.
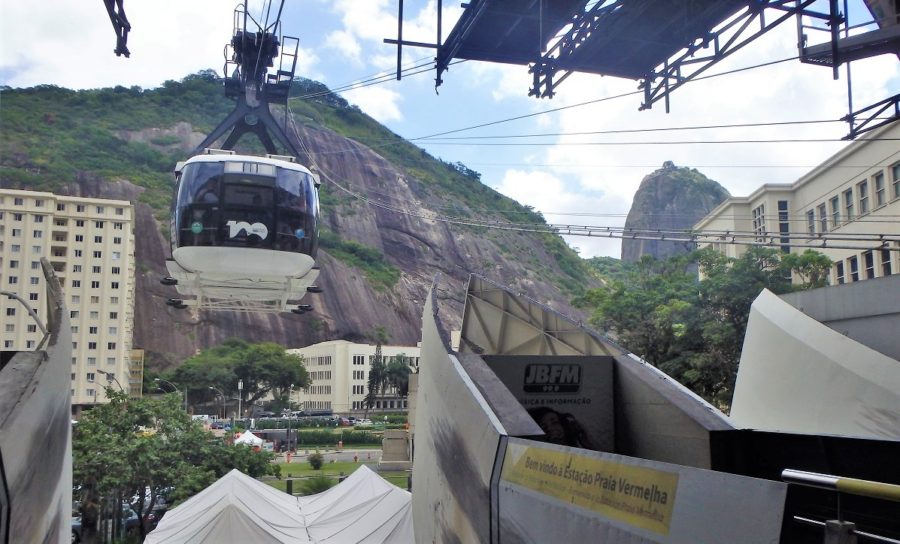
[621, 162, 730, 263]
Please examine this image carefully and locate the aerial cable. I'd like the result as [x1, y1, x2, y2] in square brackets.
[294, 56, 434, 99]
[415, 137, 900, 146]
[311, 158, 897, 252]
[408, 55, 802, 140]
[411, 119, 844, 141]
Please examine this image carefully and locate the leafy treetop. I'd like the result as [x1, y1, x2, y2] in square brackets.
[165, 338, 310, 411]
[73, 388, 277, 541]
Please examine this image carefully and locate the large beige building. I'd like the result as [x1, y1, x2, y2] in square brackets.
[287, 340, 420, 415]
[695, 121, 900, 284]
[0, 189, 137, 413]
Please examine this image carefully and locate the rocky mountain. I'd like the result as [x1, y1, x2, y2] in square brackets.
[621, 161, 730, 263]
[0, 74, 597, 371]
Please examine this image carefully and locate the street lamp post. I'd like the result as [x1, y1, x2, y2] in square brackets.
[209, 386, 225, 419]
[97, 369, 125, 393]
[155, 378, 186, 411]
[237, 379, 243, 420]
[287, 383, 294, 453]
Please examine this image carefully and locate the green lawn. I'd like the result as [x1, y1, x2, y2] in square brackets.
[264, 462, 409, 493]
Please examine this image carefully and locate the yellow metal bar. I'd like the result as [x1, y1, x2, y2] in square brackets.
[836, 477, 900, 503]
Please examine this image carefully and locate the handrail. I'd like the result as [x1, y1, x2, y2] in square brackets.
[782, 469, 900, 503]
[782, 469, 900, 544]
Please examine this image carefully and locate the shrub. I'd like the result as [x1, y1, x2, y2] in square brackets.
[301, 474, 335, 495]
[308, 452, 324, 470]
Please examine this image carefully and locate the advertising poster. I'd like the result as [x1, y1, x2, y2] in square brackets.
[484, 355, 614, 451]
[498, 438, 788, 544]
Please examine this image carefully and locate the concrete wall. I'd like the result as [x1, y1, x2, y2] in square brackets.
[411, 285, 505, 543]
[779, 274, 900, 360]
[731, 289, 900, 439]
[0, 260, 72, 544]
[614, 354, 734, 469]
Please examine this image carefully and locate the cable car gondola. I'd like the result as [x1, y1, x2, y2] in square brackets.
[163, 150, 321, 313]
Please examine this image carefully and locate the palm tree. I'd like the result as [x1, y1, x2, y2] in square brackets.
[363, 327, 390, 418]
[386, 354, 411, 398]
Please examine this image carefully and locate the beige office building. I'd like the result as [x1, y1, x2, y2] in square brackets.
[286, 340, 420, 415]
[0, 189, 137, 413]
[695, 121, 900, 284]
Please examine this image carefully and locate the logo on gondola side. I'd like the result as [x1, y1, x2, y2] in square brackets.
[226, 220, 269, 240]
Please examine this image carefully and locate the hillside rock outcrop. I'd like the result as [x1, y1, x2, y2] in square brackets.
[621, 161, 730, 263]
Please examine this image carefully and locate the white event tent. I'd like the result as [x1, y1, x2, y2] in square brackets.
[233, 431, 264, 446]
[144, 466, 412, 544]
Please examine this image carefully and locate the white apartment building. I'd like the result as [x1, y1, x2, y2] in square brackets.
[286, 339, 420, 415]
[0, 189, 136, 413]
[695, 121, 900, 285]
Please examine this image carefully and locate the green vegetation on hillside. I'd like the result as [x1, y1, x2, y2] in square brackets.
[319, 230, 401, 290]
[0, 71, 232, 221]
[1, 72, 593, 294]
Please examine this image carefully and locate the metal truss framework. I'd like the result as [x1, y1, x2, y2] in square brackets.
[102, 0, 131, 57]
[389, 0, 899, 140]
[193, 3, 304, 161]
[528, 0, 822, 108]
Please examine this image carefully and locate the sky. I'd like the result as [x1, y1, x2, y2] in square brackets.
[2, 0, 899, 258]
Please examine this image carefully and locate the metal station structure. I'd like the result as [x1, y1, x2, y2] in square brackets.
[387, 0, 900, 139]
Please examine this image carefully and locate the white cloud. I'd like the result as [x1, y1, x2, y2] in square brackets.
[0, 1, 324, 90]
[325, 30, 363, 65]
[494, 169, 625, 258]
[330, 0, 395, 43]
[343, 85, 404, 122]
[296, 47, 323, 82]
[2, 1, 235, 89]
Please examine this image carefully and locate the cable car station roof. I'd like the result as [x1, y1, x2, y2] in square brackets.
[439, 0, 586, 67]
[439, 0, 746, 80]
[386, 0, 899, 138]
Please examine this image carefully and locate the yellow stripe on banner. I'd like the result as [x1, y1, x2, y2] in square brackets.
[501, 444, 679, 535]
[836, 478, 900, 503]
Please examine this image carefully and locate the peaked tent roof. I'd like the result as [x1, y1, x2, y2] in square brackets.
[145, 466, 412, 544]
[234, 430, 264, 446]
[298, 466, 413, 543]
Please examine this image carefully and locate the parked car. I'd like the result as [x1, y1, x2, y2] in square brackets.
[72, 514, 82, 543]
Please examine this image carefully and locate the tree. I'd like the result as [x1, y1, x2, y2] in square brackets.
[73, 388, 277, 541]
[781, 249, 833, 288]
[364, 327, 390, 417]
[166, 339, 310, 414]
[582, 248, 832, 408]
[386, 354, 412, 398]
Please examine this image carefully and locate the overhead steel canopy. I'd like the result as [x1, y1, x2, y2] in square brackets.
[388, 0, 900, 138]
[439, 0, 746, 80]
[437, 0, 587, 68]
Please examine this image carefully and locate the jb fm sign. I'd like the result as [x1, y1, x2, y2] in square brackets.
[524, 364, 582, 393]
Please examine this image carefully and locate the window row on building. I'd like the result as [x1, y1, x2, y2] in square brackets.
[0, 195, 127, 216]
[833, 245, 897, 284]
[308, 356, 333, 367]
[806, 163, 900, 235]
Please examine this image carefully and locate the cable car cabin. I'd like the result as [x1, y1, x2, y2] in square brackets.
[164, 152, 321, 313]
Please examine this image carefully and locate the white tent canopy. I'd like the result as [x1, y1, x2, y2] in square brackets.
[234, 431, 264, 446]
[144, 466, 412, 544]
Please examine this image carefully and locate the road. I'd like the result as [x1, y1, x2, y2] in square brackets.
[279, 448, 383, 464]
